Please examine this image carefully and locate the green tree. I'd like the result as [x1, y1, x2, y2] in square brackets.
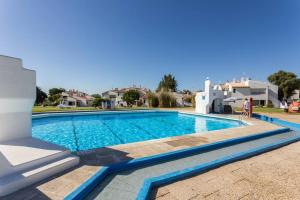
[92, 97, 103, 107]
[49, 88, 65, 96]
[91, 94, 101, 98]
[35, 87, 47, 105]
[182, 89, 192, 95]
[156, 74, 178, 92]
[123, 90, 140, 106]
[48, 88, 65, 105]
[268, 71, 300, 100]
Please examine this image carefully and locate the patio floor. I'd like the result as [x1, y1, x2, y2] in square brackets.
[152, 137, 300, 200]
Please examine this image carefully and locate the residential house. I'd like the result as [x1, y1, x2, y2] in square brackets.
[60, 90, 94, 107]
[196, 77, 280, 114]
[174, 90, 196, 107]
[102, 86, 150, 107]
[289, 89, 300, 102]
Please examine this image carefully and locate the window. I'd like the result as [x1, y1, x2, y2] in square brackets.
[202, 96, 205, 100]
[251, 88, 266, 95]
[253, 100, 260, 106]
[233, 89, 236, 93]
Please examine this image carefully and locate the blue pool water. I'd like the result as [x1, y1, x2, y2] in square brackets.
[32, 111, 244, 151]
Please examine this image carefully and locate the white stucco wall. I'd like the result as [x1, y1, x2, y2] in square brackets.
[196, 79, 225, 114]
[0, 55, 36, 142]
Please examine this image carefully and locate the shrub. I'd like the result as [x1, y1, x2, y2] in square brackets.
[267, 100, 274, 108]
[184, 96, 192, 103]
[191, 94, 196, 108]
[151, 96, 159, 107]
[170, 96, 177, 107]
[92, 98, 103, 107]
[147, 92, 159, 107]
[123, 90, 140, 106]
[137, 99, 144, 107]
[48, 94, 61, 106]
[35, 87, 47, 105]
[158, 92, 176, 108]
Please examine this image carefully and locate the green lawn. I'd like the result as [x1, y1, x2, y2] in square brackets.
[252, 107, 286, 113]
[32, 106, 152, 113]
[235, 107, 285, 113]
[34, 106, 297, 115]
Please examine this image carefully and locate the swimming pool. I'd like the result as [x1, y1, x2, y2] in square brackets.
[32, 111, 244, 151]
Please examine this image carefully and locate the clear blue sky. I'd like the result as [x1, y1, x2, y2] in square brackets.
[0, 0, 299, 94]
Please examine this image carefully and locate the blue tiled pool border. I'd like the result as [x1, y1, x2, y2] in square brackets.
[135, 113, 300, 200]
[63, 113, 300, 200]
[136, 132, 300, 200]
[64, 126, 290, 200]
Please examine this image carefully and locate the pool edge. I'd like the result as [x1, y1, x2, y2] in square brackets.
[63, 125, 290, 200]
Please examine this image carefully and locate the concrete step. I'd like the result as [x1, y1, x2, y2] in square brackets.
[0, 155, 79, 197]
[0, 137, 71, 178]
[12, 150, 71, 178]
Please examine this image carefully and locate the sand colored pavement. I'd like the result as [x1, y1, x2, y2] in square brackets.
[152, 140, 300, 200]
[260, 113, 300, 124]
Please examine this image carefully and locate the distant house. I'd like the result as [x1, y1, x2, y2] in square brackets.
[171, 92, 184, 107]
[172, 91, 196, 107]
[102, 89, 127, 107]
[289, 89, 300, 102]
[60, 90, 94, 107]
[102, 86, 150, 107]
[196, 77, 280, 114]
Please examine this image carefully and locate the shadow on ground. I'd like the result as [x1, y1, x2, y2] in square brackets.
[1, 147, 135, 200]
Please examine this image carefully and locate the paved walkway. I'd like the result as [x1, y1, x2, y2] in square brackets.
[2, 114, 280, 200]
[86, 131, 298, 200]
[153, 113, 300, 200]
[259, 113, 300, 124]
[153, 140, 300, 200]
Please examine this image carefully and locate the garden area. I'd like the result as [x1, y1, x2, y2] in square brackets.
[32, 106, 152, 113]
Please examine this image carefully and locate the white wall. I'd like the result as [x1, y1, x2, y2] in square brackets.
[0, 55, 36, 142]
[196, 79, 224, 114]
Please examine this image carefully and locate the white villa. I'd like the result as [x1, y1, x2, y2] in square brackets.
[60, 90, 94, 107]
[196, 77, 280, 114]
[102, 86, 150, 107]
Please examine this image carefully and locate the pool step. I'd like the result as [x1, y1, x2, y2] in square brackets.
[0, 137, 79, 197]
[0, 155, 79, 197]
[0, 137, 72, 177]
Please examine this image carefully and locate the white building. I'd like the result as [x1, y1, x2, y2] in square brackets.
[60, 90, 94, 107]
[102, 89, 127, 107]
[289, 89, 300, 102]
[196, 77, 280, 114]
[102, 86, 149, 107]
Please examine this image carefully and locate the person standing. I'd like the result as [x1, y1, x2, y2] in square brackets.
[243, 98, 250, 118]
[249, 97, 253, 118]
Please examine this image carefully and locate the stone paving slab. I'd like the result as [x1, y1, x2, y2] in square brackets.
[153, 138, 300, 200]
[86, 131, 298, 200]
[258, 113, 300, 124]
